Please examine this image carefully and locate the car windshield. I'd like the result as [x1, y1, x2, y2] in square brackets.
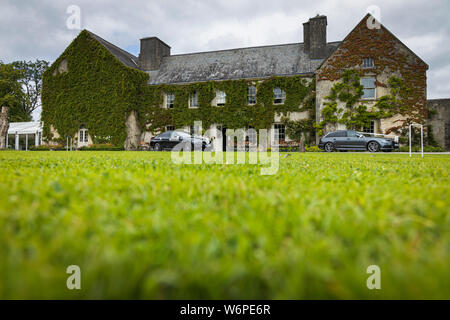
[174, 131, 191, 138]
[361, 132, 373, 137]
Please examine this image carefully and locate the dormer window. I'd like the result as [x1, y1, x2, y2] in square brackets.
[166, 93, 175, 109]
[189, 91, 198, 108]
[216, 90, 226, 106]
[273, 87, 286, 104]
[363, 58, 374, 69]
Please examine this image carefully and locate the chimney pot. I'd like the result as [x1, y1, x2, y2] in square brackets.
[303, 15, 327, 59]
[138, 37, 171, 71]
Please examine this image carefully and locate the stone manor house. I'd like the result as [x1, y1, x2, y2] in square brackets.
[41, 13, 449, 150]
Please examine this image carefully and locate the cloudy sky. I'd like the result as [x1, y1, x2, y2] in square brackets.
[1, 0, 449, 119]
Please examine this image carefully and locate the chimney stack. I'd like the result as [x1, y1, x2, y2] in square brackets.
[138, 37, 171, 71]
[303, 15, 327, 59]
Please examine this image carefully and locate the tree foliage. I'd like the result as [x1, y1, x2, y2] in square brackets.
[0, 61, 29, 121]
[316, 69, 410, 135]
[12, 60, 50, 118]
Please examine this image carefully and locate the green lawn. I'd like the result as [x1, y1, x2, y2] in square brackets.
[0, 151, 449, 299]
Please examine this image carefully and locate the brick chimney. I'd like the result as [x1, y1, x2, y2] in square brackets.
[303, 15, 327, 59]
[138, 37, 171, 71]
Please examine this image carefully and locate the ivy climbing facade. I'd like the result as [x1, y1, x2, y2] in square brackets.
[42, 13, 428, 150]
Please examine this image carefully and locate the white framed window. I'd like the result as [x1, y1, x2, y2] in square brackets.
[361, 77, 376, 99]
[189, 91, 199, 108]
[363, 58, 374, 69]
[78, 128, 88, 143]
[273, 87, 286, 104]
[166, 125, 175, 131]
[247, 86, 256, 105]
[216, 90, 226, 106]
[273, 123, 286, 142]
[362, 120, 376, 134]
[166, 93, 175, 109]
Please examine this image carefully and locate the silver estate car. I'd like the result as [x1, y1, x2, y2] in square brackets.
[318, 130, 399, 152]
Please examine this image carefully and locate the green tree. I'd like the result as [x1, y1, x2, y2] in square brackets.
[0, 61, 27, 121]
[282, 117, 314, 152]
[12, 60, 50, 120]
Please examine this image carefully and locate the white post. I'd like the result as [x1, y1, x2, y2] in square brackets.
[409, 124, 412, 157]
[15, 132, 19, 150]
[35, 131, 39, 147]
[421, 124, 424, 158]
[66, 136, 69, 151]
[70, 137, 72, 151]
[5, 133, 8, 149]
[25, 134, 28, 151]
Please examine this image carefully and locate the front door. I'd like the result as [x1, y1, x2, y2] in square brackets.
[217, 125, 227, 151]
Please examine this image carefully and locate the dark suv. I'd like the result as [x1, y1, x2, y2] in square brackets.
[318, 130, 399, 152]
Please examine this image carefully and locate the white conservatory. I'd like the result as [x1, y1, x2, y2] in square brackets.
[7, 122, 43, 150]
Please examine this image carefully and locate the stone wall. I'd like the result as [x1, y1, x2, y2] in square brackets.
[315, 14, 427, 138]
[428, 99, 450, 150]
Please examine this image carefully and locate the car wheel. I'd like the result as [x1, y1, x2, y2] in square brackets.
[154, 143, 161, 151]
[324, 142, 334, 152]
[367, 141, 380, 152]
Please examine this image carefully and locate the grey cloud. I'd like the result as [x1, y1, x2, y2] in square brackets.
[1, 0, 449, 102]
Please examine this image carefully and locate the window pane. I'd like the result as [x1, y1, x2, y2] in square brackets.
[361, 78, 375, 88]
[363, 58, 374, 68]
[273, 87, 285, 104]
[217, 91, 226, 105]
[166, 93, 175, 108]
[362, 88, 375, 99]
[247, 86, 256, 104]
[190, 92, 198, 107]
[274, 124, 285, 141]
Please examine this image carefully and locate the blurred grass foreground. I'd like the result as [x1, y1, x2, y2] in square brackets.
[0, 151, 449, 299]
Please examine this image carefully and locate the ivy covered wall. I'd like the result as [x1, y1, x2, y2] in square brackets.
[42, 17, 428, 148]
[316, 14, 428, 134]
[42, 30, 148, 146]
[137, 76, 315, 134]
[42, 31, 315, 147]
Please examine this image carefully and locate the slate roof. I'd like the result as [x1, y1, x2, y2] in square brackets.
[87, 31, 139, 69]
[85, 30, 340, 83]
[147, 42, 341, 85]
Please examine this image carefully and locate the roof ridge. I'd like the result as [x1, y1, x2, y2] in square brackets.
[167, 41, 341, 58]
[85, 30, 138, 61]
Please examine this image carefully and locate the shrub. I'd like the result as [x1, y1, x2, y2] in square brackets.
[396, 145, 445, 152]
[305, 145, 322, 152]
[30, 144, 65, 151]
